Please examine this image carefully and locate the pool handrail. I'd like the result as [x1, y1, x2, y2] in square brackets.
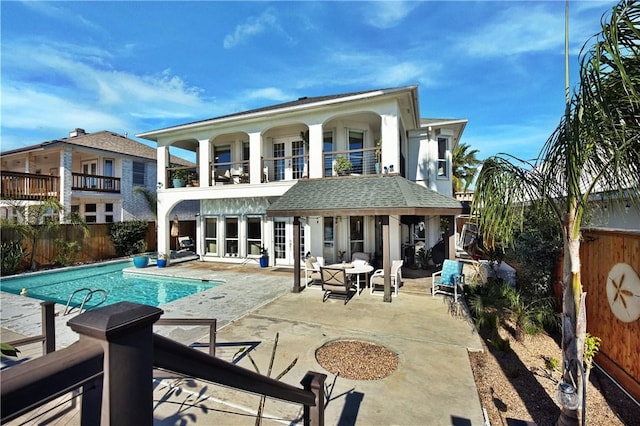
[64, 288, 108, 315]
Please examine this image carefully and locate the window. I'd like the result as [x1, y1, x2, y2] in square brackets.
[292, 139, 305, 179]
[348, 130, 364, 174]
[323, 131, 334, 177]
[323, 217, 334, 262]
[104, 159, 114, 189]
[350, 215, 364, 255]
[274, 221, 286, 260]
[247, 216, 263, 256]
[105, 203, 114, 223]
[242, 142, 250, 175]
[437, 137, 448, 177]
[85, 204, 97, 223]
[85, 204, 97, 213]
[224, 217, 238, 256]
[205, 217, 218, 255]
[82, 161, 97, 188]
[273, 143, 285, 181]
[133, 162, 145, 185]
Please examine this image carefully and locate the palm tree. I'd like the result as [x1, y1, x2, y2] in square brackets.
[0, 198, 89, 271]
[472, 2, 639, 424]
[133, 186, 158, 221]
[452, 142, 481, 194]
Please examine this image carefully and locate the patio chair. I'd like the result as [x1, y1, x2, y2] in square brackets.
[351, 252, 370, 263]
[320, 267, 355, 304]
[304, 256, 324, 287]
[178, 236, 195, 252]
[370, 260, 403, 297]
[432, 259, 465, 301]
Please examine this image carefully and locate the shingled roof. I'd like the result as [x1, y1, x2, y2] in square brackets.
[266, 175, 464, 217]
[2, 130, 193, 166]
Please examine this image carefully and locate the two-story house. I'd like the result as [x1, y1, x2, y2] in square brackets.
[0, 129, 192, 224]
[138, 86, 467, 278]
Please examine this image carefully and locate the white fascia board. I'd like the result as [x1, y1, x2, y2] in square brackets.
[138, 86, 418, 141]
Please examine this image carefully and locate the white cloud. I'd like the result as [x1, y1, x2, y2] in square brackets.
[223, 8, 282, 49]
[20, 1, 105, 33]
[363, 1, 419, 29]
[243, 87, 292, 102]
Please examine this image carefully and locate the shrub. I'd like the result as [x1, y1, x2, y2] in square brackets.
[109, 221, 149, 256]
[54, 239, 81, 266]
[1, 240, 25, 275]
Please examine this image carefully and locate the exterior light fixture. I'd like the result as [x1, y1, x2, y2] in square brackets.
[157, 182, 163, 189]
[557, 382, 580, 410]
[625, 202, 631, 213]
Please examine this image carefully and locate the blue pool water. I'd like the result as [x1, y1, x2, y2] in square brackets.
[0, 261, 220, 308]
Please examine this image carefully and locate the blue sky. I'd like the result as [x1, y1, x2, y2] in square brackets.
[1, 1, 618, 162]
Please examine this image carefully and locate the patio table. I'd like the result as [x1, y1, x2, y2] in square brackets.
[327, 263, 374, 294]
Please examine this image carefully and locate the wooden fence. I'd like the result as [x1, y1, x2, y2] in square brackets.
[1, 222, 157, 270]
[579, 228, 640, 402]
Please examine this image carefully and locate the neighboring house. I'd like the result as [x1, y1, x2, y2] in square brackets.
[0, 128, 193, 223]
[138, 85, 468, 271]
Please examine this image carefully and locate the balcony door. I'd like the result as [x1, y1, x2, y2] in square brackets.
[82, 161, 97, 188]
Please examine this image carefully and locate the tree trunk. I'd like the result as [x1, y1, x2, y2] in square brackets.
[557, 220, 587, 426]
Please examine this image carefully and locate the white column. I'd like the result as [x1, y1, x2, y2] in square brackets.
[157, 203, 171, 263]
[59, 148, 72, 220]
[199, 138, 210, 187]
[308, 123, 323, 178]
[157, 146, 169, 190]
[248, 132, 262, 184]
[380, 114, 399, 173]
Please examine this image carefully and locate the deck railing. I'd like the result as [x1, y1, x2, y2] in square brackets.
[0, 171, 60, 200]
[0, 302, 326, 425]
[71, 172, 121, 193]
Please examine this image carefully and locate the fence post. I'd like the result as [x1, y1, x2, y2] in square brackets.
[301, 371, 327, 426]
[68, 302, 163, 426]
[41, 301, 56, 354]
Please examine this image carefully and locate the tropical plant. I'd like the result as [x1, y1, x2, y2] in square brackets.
[0, 342, 20, 357]
[133, 186, 157, 221]
[54, 239, 82, 266]
[0, 240, 25, 275]
[452, 142, 481, 193]
[171, 167, 192, 182]
[109, 220, 149, 256]
[0, 198, 89, 271]
[472, 2, 639, 423]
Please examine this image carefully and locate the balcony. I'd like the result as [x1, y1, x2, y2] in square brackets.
[71, 172, 121, 193]
[0, 171, 59, 200]
[323, 146, 380, 177]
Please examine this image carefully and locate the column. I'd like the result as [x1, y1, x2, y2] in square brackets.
[380, 114, 399, 173]
[248, 132, 262, 184]
[198, 138, 210, 187]
[307, 124, 323, 179]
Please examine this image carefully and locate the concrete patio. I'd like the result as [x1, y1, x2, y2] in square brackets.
[1, 260, 485, 425]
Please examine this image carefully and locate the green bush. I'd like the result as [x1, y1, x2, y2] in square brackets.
[109, 221, 149, 256]
[54, 239, 81, 266]
[1, 240, 25, 275]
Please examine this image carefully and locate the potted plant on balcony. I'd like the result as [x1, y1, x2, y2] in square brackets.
[374, 138, 382, 174]
[172, 168, 191, 188]
[334, 156, 352, 176]
[156, 252, 168, 268]
[259, 246, 269, 268]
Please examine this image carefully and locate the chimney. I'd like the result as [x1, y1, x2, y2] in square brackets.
[69, 128, 86, 138]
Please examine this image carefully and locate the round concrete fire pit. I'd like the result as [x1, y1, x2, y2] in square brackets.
[315, 339, 399, 380]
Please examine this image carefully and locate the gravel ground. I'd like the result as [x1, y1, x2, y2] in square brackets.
[315, 340, 398, 381]
[469, 327, 640, 426]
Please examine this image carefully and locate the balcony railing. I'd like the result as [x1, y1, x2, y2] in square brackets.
[71, 172, 121, 193]
[323, 146, 380, 177]
[0, 171, 60, 200]
[210, 160, 250, 185]
[262, 154, 309, 182]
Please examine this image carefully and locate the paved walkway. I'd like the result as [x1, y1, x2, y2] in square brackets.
[1, 260, 485, 425]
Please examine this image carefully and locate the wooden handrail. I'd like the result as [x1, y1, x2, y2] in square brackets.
[5, 301, 56, 355]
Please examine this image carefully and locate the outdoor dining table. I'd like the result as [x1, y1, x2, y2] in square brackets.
[327, 263, 374, 294]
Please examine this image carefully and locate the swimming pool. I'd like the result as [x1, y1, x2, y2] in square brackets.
[0, 261, 220, 308]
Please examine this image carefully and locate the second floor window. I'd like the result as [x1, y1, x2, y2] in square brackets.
[133, 162, 145, 185]
[348, 130, 364, 174]
[323, 131, 334, 177]
[437, 137, 448, 177]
